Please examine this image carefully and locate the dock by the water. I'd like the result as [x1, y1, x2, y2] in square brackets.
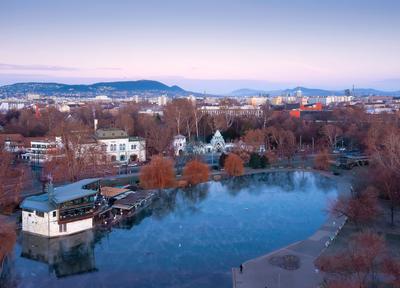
[95, 187, 159, 227]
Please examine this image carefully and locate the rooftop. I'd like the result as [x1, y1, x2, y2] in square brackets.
[95, 128, 128, 139]
[112, 191, 154, 210]
[129, 136, 145, 142]
[20, 193, 55, 212]
[174, 134, 186, 139]
[52, 178, 100, 204]
[20, 178, 100, 212]
[100, 186, 129, 198]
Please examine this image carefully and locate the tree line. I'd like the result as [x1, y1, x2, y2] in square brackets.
[1, 99, 400, 285]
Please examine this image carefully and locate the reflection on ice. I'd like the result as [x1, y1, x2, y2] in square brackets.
[21, 230, 96, 278]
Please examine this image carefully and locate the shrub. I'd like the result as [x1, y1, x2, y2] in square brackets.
[314, 150, 331, 170]
[139, 155, 176, 189]
[224, 153, 244, 176]
[183, 160, 209, 186]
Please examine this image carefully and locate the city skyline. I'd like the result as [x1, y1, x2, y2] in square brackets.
[1, 0, 400, 93]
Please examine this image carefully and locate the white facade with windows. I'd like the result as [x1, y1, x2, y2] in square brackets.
[21, 210, 93, 238]
[0, 101, 26, 111]
[21, 137, 63, 165]
[173, 135, 186, 156]
[95, 128, 146, 163]
[20, 179, 99, 238]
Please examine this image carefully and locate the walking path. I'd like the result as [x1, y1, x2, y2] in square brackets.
[232, 172, 352, 288]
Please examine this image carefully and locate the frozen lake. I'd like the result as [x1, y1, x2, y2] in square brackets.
[9, 171, 338, 288]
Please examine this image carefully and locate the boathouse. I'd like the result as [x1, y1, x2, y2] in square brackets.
[20, 179, 100, 237]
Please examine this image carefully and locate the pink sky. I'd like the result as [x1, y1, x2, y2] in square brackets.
[1, 0, 399, 93]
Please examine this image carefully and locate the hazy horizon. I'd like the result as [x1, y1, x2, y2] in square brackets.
[1, 76, 400, 95]
[1, 0, 400, 93]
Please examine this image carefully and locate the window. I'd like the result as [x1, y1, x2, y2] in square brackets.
[36, 211, 44, 217]
[59, 223, 67, 232]
[110, 144, 117, 151]
[52, 211, 57, 218]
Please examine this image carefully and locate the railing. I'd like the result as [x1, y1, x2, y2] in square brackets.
[58, 212, 94, 224]
[59, 202, 94, 210]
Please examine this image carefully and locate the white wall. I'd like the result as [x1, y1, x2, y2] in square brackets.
[173, 137, 186, 156]
[22, 210, 53, 237]
[98, 138, 146, 162]
[22, 210, 93, 237]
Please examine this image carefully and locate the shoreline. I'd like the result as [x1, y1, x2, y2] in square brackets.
[231, 168, 351, 288]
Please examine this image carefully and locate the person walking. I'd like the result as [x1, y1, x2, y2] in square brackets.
[240, 264, 243, 273]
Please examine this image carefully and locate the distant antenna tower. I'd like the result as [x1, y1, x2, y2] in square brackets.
[352, 84, 355, 97]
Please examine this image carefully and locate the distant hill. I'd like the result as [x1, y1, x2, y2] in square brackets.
[0, 80, 189, 98]
[230, 86, 400, 97]
[2, 80, 400, 98]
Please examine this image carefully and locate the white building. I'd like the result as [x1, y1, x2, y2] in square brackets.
[199, 105, 262, 117]
[21, 137, 63, 166]
[308, 95, 354, 106]
[0, 133, 26, 153]
[179, 130, 234, 155]
[248, 96, 268, 106]
[173, 135, 187, 156]
[209, 130, 226, 152]
[20, 179, 100, 238]
[138, 108, 164, 116]
[158, 95, 169, 106]
[57, 103, 71, 113]
[94, 95, 112, 101]
[0, 101, 25, 111]
[130, 95, 140, 103]
[95, 128, 146, 163]
[26, 93, 41, 101]
[295, 88, 303, 98]
[186, 95, 197, 104]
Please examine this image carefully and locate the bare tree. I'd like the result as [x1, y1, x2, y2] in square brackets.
[323, 124, 343, 149]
